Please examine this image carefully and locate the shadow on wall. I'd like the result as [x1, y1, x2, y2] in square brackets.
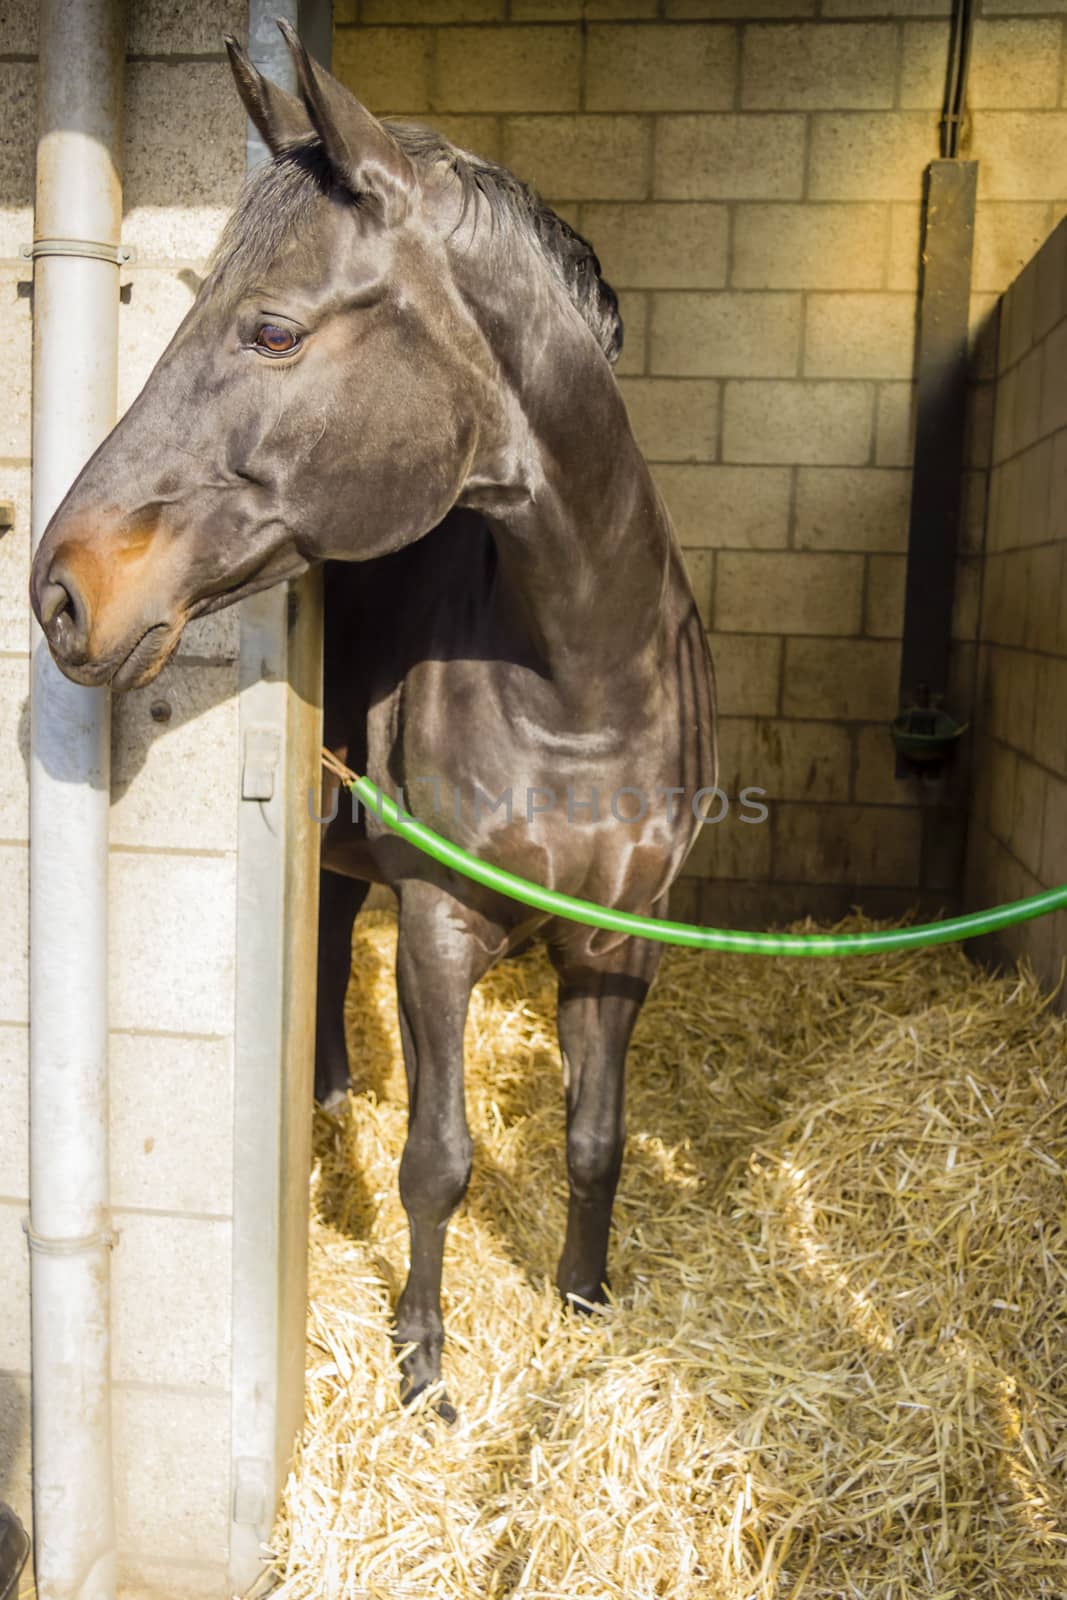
[0, 1369, 31, 1531]
[0, 10, 249, 211]
[17, 656, 240, 796]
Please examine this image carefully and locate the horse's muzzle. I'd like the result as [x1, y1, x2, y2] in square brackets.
[30, 539, 181, 691]
[32, 556, 93, 669]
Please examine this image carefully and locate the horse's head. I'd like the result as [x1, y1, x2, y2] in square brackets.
[30, 23, 510, 690]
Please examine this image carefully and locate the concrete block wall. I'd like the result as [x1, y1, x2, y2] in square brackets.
[964, 214, 1067, 995]
[335, 1, 1067, 927]
[1, 0, 40, 1546]
[0, 3, 247, 1595]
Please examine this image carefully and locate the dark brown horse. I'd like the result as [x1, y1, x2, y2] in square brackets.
[30, 25, 716, 1414]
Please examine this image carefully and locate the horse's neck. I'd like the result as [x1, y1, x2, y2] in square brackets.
[459, 265, 671, 710]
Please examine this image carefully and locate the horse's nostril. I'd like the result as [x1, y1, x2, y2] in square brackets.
[38, 566, 90, 658]
[38, 580, 72, 629]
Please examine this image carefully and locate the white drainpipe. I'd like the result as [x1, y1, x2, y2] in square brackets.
[28, 1, 125, 1596]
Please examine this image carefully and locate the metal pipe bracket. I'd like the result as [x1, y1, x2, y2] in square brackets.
[23, 1218, 119, 1256]
[21, 237, 133, 265]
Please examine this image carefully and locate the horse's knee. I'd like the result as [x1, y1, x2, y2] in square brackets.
[566, 1124, 623, 1200]
[399, 1129, 472, 1224]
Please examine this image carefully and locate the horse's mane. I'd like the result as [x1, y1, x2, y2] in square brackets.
[387, 121, 623, 366]
[208, 128, 623, 366]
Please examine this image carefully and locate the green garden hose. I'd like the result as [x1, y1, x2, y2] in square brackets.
[326, 755, 1067, 957]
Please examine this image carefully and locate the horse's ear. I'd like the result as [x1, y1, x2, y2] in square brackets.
[225, 35, 312, 154]
[276, 18, 415, 227]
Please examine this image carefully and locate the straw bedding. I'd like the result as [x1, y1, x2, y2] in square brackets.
[268, 910, 1067, 1599]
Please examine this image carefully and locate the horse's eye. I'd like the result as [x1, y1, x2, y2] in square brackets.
[255, 324, 300, 354]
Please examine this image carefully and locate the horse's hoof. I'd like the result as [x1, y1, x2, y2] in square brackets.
[317, 1087, 348, 1118]
[400, 1378, 457, 1425]
[434, 1392, 458, 1426]
[559, 1280, 610, 1315]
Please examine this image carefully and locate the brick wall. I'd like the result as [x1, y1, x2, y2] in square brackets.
[964, 215, 1067, 996]
[334, 1, 1067, 927]
[0, 3, 247, 1594]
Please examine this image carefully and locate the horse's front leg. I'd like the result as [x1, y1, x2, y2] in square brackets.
[393, 886, 492, 1418]
[551, 932, 662, 1308]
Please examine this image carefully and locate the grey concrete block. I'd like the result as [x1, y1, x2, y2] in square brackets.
[0, 1028, 27, 1201]
[0, 0, 36, 53]
[0, 846, 27, 1025]
[795, 467, 911, 552]
[123, 63, 245, 261]
[587, 23, 737, 111]
[973, 112, 1067, 201]
[716, 550, 864, 634]
[583, 202, 729, 289]
[118, 268, 199, 416]
[503, 115, 651, 200]
[334, 26, 434, 114]
[619, 377, 719, 461]
[874, 382, 916, 467]
[0, 1370, 31, 1535]
[0, 269, 31, 459]
[732, 202, 887, 290]
[655, 114, 806, 200]
[0, 65, 35, 259]
[361, 0, 504, 17]
[717, 715, 851, 801]
[655, 464, 792, 547]
[110, 1033, 233, 1215]
[113, 1386, 230, 1563]
[108, 852, 235, 1035]
[706, 632, 782, 716]
[783, 637, 900, 719]
[614, 290, 647, 375]
[809, 113, 934, 201]
[128, 0, 245, 55]
[112, 1213, 231, 1389]
[724, 379, 874, 465]
[0, 1205, 29, 1370]
[115, 1558, 232, 1600]
[803, 293, 917, 380]
[0, 466, 30, 655]
[0, 656, 28, 843]
[110, 663, 239, 852]
[436, 24, 581, 112]
[775, 801, 922, 887]
[742, 22, 896, 109]
[650, 291, 802, 377]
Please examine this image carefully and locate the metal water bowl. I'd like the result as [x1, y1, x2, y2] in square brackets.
[890, 704, 968, 765]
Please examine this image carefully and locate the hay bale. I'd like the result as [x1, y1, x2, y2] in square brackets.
[268, 911, 1067, 1598]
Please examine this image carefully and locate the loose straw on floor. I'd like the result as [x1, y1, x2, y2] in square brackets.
[269, 911, 1067, 1599]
